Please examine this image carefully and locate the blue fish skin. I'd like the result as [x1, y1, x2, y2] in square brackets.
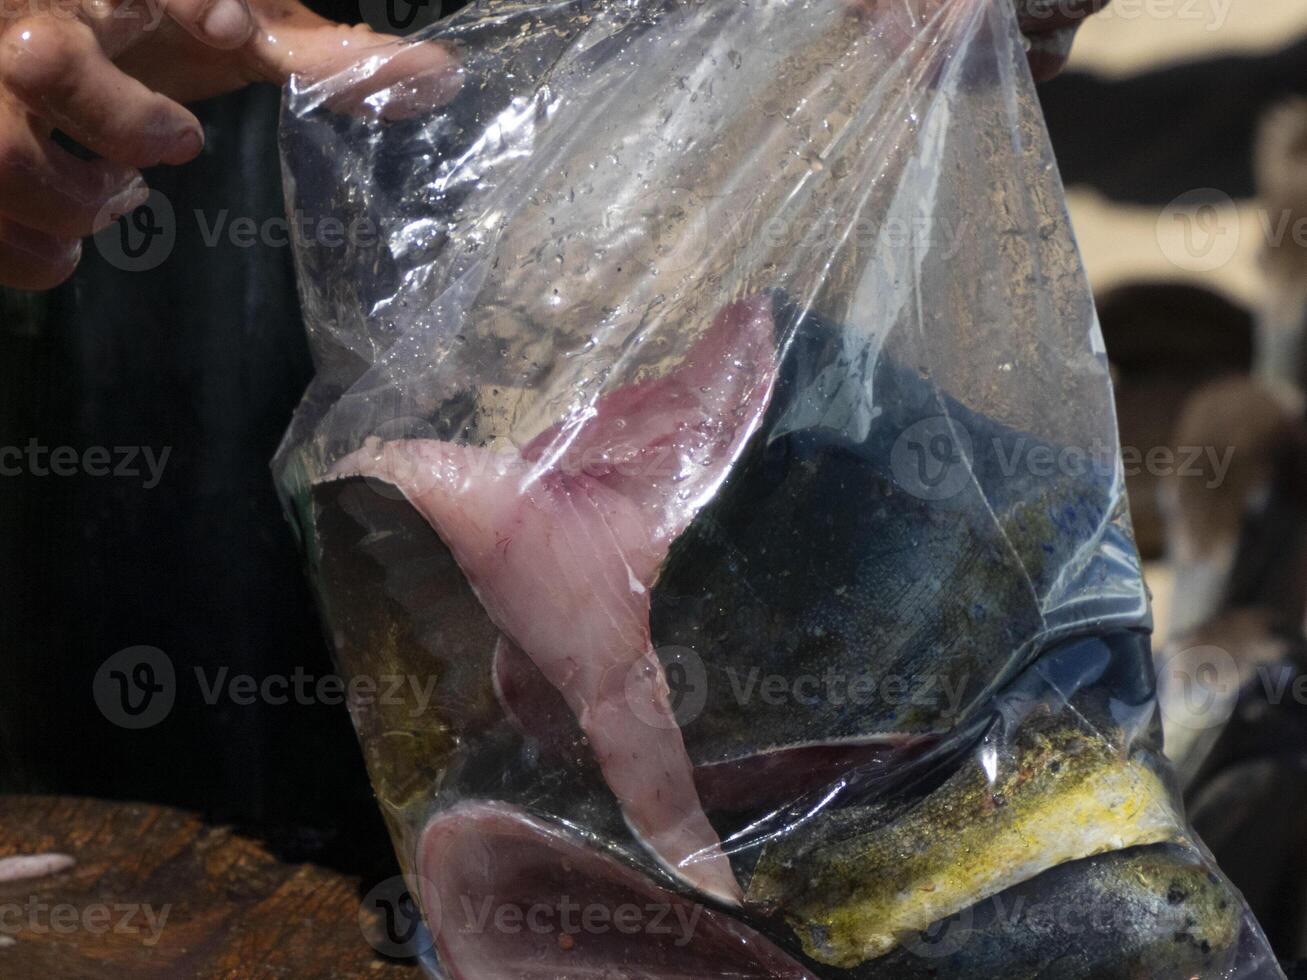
[651, 300, 1144, 781]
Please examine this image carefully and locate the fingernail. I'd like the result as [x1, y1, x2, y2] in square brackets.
[104, 178, 149, 220]
[167, 126, 205, 164]
[201, 0, 253, 47]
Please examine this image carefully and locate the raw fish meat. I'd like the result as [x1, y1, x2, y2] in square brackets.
[417, 800, 815, 979]
[330, 297, 778, 902]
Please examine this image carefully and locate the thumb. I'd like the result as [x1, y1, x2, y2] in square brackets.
[161, 0, 257, 50]
[245, 2, 462, 117]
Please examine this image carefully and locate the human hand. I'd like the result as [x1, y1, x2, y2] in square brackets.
[0, 0, 460, 289]
[1016, 0, 1111, 82]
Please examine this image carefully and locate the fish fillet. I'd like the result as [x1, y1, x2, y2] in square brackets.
[331, 297, 778, 902]
[417, 800, 815, 979]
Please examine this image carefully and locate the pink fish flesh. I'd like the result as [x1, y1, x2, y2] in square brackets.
[417, 800, 816, 980]
[330, 297, 778, 903]
[494, 633, 940, 815]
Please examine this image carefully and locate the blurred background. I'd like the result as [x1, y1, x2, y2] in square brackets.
[1040, 1, 1307, 632]
[1042, 2, 1307, 957]
[2, 0, 1307, 967]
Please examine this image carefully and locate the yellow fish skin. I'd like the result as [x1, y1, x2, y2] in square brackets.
[747, 706, 1183, 969]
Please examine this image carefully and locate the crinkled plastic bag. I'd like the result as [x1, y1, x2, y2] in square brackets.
[275, 0, 1282, 975]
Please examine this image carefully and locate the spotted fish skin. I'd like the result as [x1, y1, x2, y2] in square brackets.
[747, 710, 1181, 967]
[651, 301, 1141, 790]
[830, 843, 1246, 980]
[744, 632, 1187, 969]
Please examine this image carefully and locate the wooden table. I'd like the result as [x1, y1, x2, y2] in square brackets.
[0, 796, 420, 979]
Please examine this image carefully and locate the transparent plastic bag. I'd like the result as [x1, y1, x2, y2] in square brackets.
[275, 0, 1282, 975]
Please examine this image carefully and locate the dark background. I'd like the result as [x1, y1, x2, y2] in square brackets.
[1, 9, 1305, 887]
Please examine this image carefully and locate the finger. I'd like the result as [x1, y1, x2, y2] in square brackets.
[0, 16, 204, 167]
[1024, 24, 1079, 83]
[0, 218, 81, 291]
[160, 0, 255, 50]
[0, 120, 147, 237]
[247, 5, 462, 118]
[1017, 0, 1110, 81]
[1016, 0, 1111, 34]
